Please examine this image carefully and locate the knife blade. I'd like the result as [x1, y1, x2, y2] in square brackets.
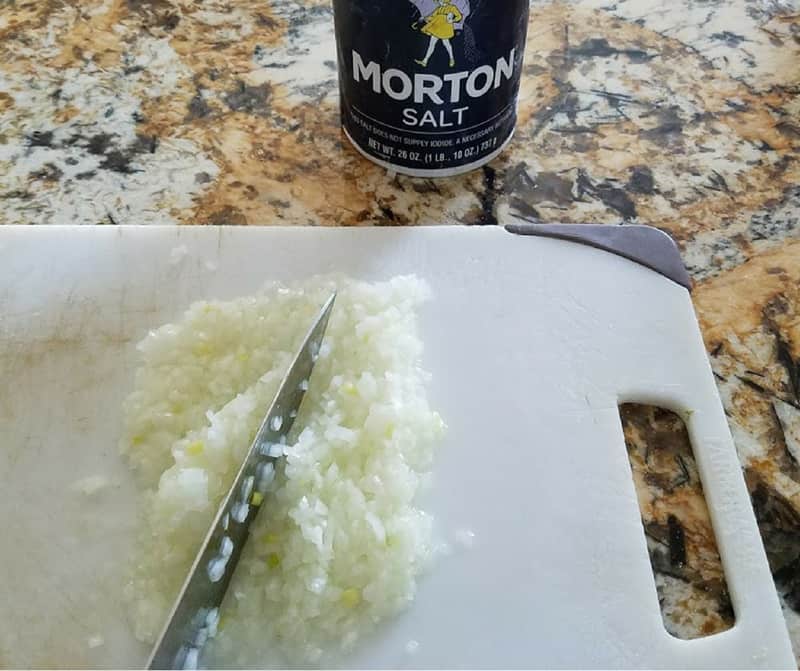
[146, 293, 336, 670]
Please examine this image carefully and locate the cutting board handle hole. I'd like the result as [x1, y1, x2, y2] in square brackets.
[619, 403, 736, 639]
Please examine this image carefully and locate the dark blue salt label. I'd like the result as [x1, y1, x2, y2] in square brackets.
[333, 0, 529, 176]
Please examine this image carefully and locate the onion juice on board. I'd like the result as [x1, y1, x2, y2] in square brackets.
[332, 0, 530, 178]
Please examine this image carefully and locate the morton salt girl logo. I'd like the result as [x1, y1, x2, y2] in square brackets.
[411, 0, 471, 68]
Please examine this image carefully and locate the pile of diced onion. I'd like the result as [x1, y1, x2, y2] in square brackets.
[120, 276, 444, 666]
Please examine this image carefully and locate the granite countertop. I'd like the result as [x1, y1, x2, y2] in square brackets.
[1, 0, 799, 660]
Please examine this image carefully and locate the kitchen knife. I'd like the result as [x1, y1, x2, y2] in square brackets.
[146, 293, 336, 670]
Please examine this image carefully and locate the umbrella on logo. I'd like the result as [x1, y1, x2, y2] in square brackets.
[409, 0, 471, 31]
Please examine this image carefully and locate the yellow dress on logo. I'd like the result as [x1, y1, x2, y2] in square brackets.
[421, 5, 463, 40]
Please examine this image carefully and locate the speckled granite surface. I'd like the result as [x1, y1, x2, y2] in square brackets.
[1, 0, 799, 659]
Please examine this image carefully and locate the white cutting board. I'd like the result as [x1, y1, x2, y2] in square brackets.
[0, 225, 793, 669]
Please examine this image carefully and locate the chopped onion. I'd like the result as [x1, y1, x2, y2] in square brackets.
[182, 647, 199, 670]
[219, 535, 234, 559]
[255, 461, 275, 493]
[193, 627, 208, 648]
[169, 245, 189, 266]
[205, 608, 220, 638]
[121, 276, 442, 666]
[239, 475, 254, 501]
[454, 529, 476, 549]
[87, 634, 105, 649]
[266, 443, 284, 458]
[231, 501, 249, 523]
[206, 557, 227, 583]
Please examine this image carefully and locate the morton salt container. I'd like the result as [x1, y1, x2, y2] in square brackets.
[332, 0, 530, 177]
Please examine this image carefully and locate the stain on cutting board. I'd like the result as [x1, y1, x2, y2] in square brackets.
[0, 293, 155, 667]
